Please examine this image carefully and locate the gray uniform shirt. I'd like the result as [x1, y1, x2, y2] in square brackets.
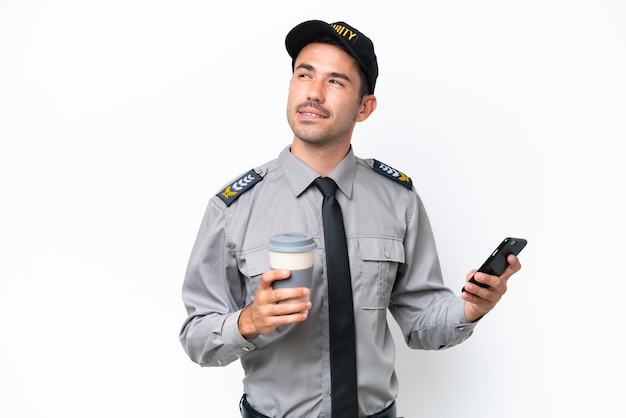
[180, 146, 477, 417]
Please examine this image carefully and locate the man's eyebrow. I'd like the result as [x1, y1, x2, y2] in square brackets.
[295, 63, 314, 71]
[329, 71, 352, 83]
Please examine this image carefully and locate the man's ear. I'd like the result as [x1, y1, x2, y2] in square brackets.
[354, 94, 377, 122]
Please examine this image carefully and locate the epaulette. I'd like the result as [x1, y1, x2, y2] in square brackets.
[216, 169, 263, 206]
[372, 159, 413, 189]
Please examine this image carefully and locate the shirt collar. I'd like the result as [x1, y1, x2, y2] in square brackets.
[279, 145, 356, 199]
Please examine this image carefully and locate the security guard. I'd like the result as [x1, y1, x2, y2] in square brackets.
[179, 19, 522, 418]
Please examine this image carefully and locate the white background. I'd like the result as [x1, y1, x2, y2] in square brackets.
[1, 1, 625, 417]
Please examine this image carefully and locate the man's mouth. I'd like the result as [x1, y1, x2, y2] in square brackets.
[299, 110, 326, 118]
[297, 102, 329, 118]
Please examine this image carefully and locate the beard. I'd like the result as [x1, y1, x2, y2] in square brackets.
[286, 100, 355, 146]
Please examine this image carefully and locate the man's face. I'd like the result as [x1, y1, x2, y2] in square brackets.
[286, 42, 367, 147]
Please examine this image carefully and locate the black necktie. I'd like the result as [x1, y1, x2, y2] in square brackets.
[314, 177, 358, 417]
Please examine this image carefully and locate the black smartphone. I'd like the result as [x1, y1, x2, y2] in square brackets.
[462, 237, 527, 293]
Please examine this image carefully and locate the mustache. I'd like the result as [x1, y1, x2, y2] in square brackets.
[296, 101, 330, 117]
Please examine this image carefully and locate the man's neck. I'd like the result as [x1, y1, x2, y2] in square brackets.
[290, 139, 351, 176]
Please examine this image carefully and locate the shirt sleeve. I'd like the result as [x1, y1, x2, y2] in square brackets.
[178, 198, 256, 366]
[388, 191, 477, 350]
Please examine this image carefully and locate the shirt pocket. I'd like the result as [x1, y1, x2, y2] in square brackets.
[356, 237, 405, 309]
[239, 246, 271, 302]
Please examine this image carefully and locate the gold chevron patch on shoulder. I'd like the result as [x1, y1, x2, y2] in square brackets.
[372, 159, 413, 189]
[216, 169, 263, 206]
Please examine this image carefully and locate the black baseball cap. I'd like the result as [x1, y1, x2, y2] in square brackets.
[285, 20, 378, 94]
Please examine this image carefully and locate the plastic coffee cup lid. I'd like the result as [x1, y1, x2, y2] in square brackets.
[267, 232, 317, 252]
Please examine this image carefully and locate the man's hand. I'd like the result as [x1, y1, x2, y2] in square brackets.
[237, 269, 312, 340]
[461, 254, 522, 322]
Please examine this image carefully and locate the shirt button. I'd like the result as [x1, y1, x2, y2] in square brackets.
[242, 346, 250, 352]
[384, 249, 390, 258]
[458, 327, 465, 331]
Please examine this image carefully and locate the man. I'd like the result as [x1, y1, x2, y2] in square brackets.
[179, 20, 522, 418]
